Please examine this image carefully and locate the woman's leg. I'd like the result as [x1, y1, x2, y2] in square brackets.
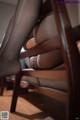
[26, 37, 38, 49]
[0, 16, 14, 55]
[0, 0, 42, 78]
[34, 12, 58, 43]
[29, 13, 63, 69]
[30, 50, 63, 69]
[25, 13, 80, 69]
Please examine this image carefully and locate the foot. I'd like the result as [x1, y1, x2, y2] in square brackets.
[0, 57, 20, 78]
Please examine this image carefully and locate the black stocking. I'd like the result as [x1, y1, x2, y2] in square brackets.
[0, 0, 42, 78]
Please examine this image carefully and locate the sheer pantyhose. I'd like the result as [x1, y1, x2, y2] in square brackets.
[0, 0, 80, 78]
[0, 0, 42, 78]
[26, 13, 80, 69]
[0, 16, 14, 55]
[26, 13, 63, 69]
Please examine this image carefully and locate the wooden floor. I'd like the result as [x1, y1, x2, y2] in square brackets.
[0, 89, 66, 120]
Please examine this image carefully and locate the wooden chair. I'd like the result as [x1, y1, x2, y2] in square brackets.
[0, 78, 5, 95]
[1, 0, 80, 119]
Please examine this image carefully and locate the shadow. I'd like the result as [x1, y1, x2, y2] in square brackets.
[1, 95, 12, 97]
[18, 91, 67, 120]
[1, 87, 67, 119]
[14, 111, 52, 120]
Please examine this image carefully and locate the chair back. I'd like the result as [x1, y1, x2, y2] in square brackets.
[51, 0, 80, 119]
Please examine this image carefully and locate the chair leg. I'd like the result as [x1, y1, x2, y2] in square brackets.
[10, 72, 22, 112]
[0, 78, 5, 96]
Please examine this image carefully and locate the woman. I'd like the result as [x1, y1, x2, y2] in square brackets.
[0, 0, 80, 78]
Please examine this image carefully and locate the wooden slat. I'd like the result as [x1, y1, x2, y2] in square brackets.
[21, 69, 67, 80]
